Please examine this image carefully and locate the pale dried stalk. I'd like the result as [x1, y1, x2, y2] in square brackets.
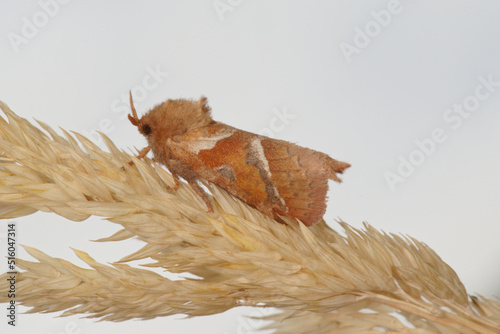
[0, 101, 499, 333]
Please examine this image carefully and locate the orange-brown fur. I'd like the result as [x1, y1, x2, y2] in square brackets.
[128, 92, 350, 226]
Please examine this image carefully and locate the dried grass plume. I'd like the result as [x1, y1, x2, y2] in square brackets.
[0, 101, 499, 333]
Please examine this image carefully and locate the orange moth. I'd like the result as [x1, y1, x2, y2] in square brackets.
[128, 92, 350, 226]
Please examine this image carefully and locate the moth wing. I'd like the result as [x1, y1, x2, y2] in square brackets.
[167, 124, 277, 217]
[168, 124, 349, 226]
[259, 138, 334, 225]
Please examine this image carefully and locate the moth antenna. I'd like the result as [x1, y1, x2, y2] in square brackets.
[128, 90, 139, 126]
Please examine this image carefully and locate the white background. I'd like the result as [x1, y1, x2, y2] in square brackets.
[1, 1, 500, 333]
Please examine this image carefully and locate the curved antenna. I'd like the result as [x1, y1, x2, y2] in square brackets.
[128, 90, 139, 126]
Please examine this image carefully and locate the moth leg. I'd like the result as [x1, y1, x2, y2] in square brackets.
[171, 173, 180, 191]
[188, 181, 213, 213]
[137, 145, 151, 159]
[128, 145, 151, 166]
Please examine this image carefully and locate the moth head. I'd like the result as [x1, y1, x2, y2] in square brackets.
[128, 91, 214, 140]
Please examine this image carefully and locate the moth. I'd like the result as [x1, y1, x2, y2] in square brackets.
[128, 92, 350, 226]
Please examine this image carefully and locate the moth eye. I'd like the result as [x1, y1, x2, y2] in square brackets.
[141, 124, 152, 135]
